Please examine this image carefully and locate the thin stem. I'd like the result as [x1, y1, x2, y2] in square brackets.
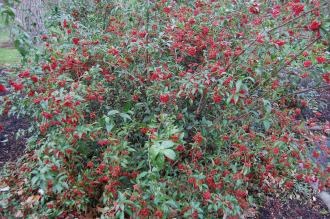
[273, 36, 321, 76]
[267, 6, 322, 34]
[278, 84, 330, 98]
[251, 36, 321, 93]
[224, 4, 324, 73]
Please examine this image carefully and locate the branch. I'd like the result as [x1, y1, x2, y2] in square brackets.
[224, 4, 325, 73]
[284, 84, 330, 97]
[250, 36, 321, 93]
[267, 6, 323, 34]
[195, 94, 205, 117]
[273, 36, 321, 76]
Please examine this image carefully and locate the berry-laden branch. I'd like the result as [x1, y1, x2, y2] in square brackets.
[224, 4, 325, 72]
[252, 35, 321, 93]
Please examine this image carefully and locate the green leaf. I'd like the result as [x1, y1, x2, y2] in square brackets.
[31, 176, 39, 186]
[226, 95, 232, 105]
[235, 79, 242, 93]
[255, 67, 263, 76]
[124, 102, 132, 112]
[136, 172, 148, 181]
[263, 99, 272, 114]
[243, 76, 255, 83]
[119, 113, 131, 121]
[263, 120, 271, 131]
[163, 149, 176, 160]
[108, 110, 120, 116]
[165, 200, 179, 208]
[150, 145, 160, 160]
[234, 94, 239, 103]
[106, 123, 114, 133]
[155, 155, 165, 169]
[160, 140, 174, 149]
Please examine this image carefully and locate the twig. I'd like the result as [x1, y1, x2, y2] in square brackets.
[267, 6, 323, 34]
[273, 36, 321, 76]
[223, 4, 325, 73]
[235, 84, 329, 123]
[284, 84, 330, 96]
[251, 36, 321, 93]
[195, 94, 205, 117]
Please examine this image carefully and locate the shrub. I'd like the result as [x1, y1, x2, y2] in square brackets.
[0, 0, 329, 218]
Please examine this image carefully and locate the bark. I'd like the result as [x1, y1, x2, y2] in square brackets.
[14, 0, 56, 39]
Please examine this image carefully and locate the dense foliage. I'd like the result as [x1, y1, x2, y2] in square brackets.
[0, 0, 329, 218]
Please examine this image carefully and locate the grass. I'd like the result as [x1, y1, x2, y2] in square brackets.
[0, 28, 10, 44]
[0, 21, 21, 65]
[0, 47, 20, 65]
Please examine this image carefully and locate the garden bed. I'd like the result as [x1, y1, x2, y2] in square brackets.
[259, 195, 330, 218]
[0, 68, 29, 169]
[0, 114, 29, 169]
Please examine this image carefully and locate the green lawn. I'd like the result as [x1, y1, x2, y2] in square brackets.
[0, 47, 20, 65]
[0, 23, 21, 65]
[0, 28, 10, 44]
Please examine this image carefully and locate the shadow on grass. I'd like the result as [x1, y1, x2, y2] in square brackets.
[0, 47, 21, 65]
[0, 21, 21, 65]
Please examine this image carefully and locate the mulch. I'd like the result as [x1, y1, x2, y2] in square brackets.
[0, 68, 30, 169]
[0, 113, 29, 169]
[258, 195, 330, 218]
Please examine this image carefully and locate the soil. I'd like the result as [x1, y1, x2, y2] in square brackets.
[0, 68, 30, 169]
[258, 195, 330, 219]
[0, 41, 13, 48]
[318, 87, 330, 122]
[0, 113, 30, 169]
